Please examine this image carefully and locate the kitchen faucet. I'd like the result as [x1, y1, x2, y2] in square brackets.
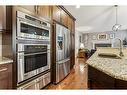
[116, 38, 124, 57]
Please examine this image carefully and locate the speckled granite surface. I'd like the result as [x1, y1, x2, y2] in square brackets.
[0, 57, 13, 65]
[86, 47, 127, 81]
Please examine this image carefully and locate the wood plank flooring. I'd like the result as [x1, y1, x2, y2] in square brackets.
[46, 58, 88, 89]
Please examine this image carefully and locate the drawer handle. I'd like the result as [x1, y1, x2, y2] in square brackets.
[0, 68, 8, 72]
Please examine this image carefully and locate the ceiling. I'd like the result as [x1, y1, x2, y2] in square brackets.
[64, 5, 127, 33]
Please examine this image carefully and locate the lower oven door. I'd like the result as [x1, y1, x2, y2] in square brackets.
[17, 45, 50, 84]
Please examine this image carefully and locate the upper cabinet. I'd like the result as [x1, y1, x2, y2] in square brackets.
[52, 6, 61, 22]
[37, 6, 52, 20]
[71, 20, 75, 33]
[20, 6, 75, 31]
[61, 10, 68, 27]
[20, 6, 52, 21]
[67, 16, 73, 31]
[67, 15, 75, 33]
[52, 6, 75, 31]
[19, 6, 36, 13]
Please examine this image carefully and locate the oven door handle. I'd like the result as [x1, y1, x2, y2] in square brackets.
[24, 52, 48, 56]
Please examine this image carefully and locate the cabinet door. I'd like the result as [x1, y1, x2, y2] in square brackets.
[22, 83, 37, 90]
[61, 10, 68, 27]
[71, 20, 75, 33]
[52, 6, 61, 22]
[20, 6, 36, 13]
[70, 34, 75, 69]
[67, 16, 73, 31]
[37, 73, 50, 89]
[0, 63, 12, 89]
[37, 6, 51, 20]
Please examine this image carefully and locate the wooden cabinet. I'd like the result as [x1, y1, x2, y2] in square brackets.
[52, 6, 76, 70]
[61, 10, 68, 27]
[88, 65, 115, 89]
[70, 18, 75, 69]
[19, 6, 36, 13]
[37, 6, 52, 20]
[71, 20, 75, 33]
[67, 16, 72, 31]
[88, 65, 127, 89]
[0, 63, 12, 89]
[70, 33, 75, 69]
[52, 6, 61, 22]
[20, 6, 52, 20]
[18, 72, 50, 90]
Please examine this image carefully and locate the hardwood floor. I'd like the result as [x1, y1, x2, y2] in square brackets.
[46, 58, 88, 89]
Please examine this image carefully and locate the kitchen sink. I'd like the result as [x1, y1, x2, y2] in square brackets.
[98, 53, 121, 59]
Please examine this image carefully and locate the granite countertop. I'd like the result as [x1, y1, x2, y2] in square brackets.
[0, 57, 13, 65]
[86, 47, 127, 81]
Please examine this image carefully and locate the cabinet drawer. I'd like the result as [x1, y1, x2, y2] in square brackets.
[37, 72, 50, 89]
[17, 80, 37, 90]
[18, 72, 51, 89]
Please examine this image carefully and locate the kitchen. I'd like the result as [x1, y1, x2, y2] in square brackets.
[0, 6, 76, 89]
[1, 5, 127, 90]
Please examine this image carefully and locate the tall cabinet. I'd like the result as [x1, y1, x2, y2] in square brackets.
[51, 6, 76, 70]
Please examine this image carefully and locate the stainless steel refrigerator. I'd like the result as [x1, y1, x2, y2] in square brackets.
[54, 23, 71, 84]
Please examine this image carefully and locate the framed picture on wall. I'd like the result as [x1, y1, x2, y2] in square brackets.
[98, 34, 107, 40]
[109, 33, 115, 39]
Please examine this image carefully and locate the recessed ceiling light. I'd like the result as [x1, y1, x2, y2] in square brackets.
[76, 5, 80, 8]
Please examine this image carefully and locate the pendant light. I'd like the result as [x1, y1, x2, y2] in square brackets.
[112, 5, 121, 31]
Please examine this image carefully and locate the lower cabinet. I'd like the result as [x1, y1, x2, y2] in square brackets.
[18, 80, 37, 90]
[37, 73, 50, 89]
[18, 72, 50, 90]
[88, 65, 115, 89]
[0, 63, 12, 89]
[88, 65, 127, 89]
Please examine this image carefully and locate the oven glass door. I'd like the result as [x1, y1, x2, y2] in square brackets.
[24, 52, 47, 73]
[20, 23, 49, 37]
[17, 18, 49, 38]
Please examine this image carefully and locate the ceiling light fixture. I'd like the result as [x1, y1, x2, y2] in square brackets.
[112, 5, 121, 32]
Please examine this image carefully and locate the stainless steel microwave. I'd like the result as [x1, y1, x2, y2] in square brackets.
[16, 11, 50, 40]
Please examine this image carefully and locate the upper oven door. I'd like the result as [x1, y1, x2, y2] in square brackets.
[17, 17, 50, 40]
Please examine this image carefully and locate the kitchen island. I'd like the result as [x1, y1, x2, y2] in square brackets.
[86, 47, 127, 89]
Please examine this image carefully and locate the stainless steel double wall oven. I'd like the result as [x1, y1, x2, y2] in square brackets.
[16, 11, 51, 86]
